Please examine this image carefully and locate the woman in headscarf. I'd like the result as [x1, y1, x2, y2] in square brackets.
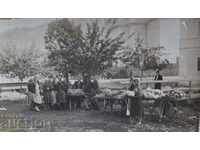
[27, 77, 42, 112]
[33, 77, 43, 105]
[127, 78, 143, 124]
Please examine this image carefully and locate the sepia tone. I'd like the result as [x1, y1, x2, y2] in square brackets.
[0, 18, 200, 132]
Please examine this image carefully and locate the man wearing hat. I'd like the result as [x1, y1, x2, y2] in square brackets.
[154, 69, 163, 90]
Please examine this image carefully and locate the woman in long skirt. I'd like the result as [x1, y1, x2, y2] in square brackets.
[43, 79, 52, 109]
[34, 78, 43, 104]
[27, 78, 42, 112]
[56, 79, 66, 110]
[127, 78, 144, 124]
[128, 95, 143, 124]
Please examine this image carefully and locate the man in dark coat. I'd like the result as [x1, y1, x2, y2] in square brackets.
[42, 78, 52, 109]
[154, 69, 163, 90]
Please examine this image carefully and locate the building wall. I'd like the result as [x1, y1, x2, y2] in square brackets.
[179, 19, 200, 81]
[146, 18, 200, 82]
[146, 19, 160, 48]
[146, 19, 180, 63]
[160, 19, 180, 62]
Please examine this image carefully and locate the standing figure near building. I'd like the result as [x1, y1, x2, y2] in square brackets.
[154, 69, 163, 90]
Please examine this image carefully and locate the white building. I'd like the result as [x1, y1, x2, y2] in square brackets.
[146, 18, 200, 82]
[120, 18, 200, 83]
[179, 19, 200, 81]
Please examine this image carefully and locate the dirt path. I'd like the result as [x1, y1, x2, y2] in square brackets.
[0, 101, 197, 132]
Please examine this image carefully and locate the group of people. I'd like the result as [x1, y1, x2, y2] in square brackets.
[27, 75, 68, 112]
[73, 78, 100, 110]
[27, 75, 100, 112]
[42, 76, 68, 110]
[26, 69, 169, 125]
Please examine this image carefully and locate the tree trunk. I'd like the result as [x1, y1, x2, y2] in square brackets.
[19, 78, 23, 90]
[64, 72, 69, 84]
[140, 68, 143, 81]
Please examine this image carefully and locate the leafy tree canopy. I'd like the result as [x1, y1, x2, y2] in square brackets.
[45, 19, 132, 80]
[117, 35, 169, 72]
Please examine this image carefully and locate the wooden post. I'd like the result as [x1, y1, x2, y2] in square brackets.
[69, 97, 72, 112]
[126, 98, 131, 117]
[188, 81, 192, 104]
[195, 113, 200, 132]
[110, 98, 113, 112]
[140, 68, 143, 81]
[138, 78, 141, 91]
[103, 98, 106, 111]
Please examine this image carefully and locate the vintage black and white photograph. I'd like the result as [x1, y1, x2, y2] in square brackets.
[0, 18, 200, 132]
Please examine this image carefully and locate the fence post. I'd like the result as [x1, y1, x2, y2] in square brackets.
[188, 81, 192, 104]
[195, 113, 200, 132]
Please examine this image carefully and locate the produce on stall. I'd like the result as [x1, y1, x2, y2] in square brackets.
[142, 88, 165, 99]
[66, 89, 85, 111]
[141, 87, 187, 100]
[67, 89, 85, 96]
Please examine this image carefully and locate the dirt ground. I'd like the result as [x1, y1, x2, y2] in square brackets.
[0, 100, 197, 132]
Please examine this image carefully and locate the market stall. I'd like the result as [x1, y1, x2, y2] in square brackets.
[94, 78, 200, 122]
[139, 79, 200, 120]
[139, 79, 200, 101]
[67, 89, 85, 111]
[93, 89, 127, 112]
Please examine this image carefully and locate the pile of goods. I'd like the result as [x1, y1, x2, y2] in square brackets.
[142, 87, 187, 100]
[125, 90, 135, 97]
[0, 107, 7, 111]
[101, 88, 113, 97]
[163, 88, 187, 99]
[67, 89, 85, 96]
[142, 88, 165, 99]
[95, 89, 127, 100]
[95, 87, 188, 101]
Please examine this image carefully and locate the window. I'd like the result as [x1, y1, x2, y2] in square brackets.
[198, 57, 200, 71]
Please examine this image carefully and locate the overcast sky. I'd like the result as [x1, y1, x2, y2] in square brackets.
[0, 18, 179, 63]
[0, 18, 54, 33]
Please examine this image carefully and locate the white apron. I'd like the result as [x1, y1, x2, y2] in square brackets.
[34, 83, 43, 104]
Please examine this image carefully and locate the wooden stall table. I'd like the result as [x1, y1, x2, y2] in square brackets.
[66, 89, 85, 112]
[94, 90, 127, 113]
